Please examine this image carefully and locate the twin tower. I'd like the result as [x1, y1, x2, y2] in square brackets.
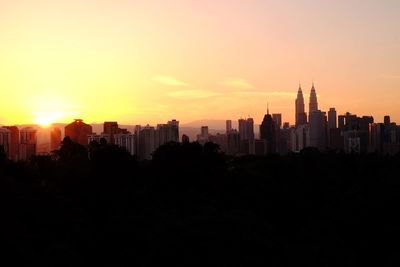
[295, 83, 318, 127]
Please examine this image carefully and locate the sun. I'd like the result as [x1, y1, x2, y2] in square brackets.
[34, 112, 64, 127]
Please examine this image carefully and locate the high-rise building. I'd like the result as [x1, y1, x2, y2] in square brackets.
[2, 126, 19, 161]
[295, 85, 307, 126]
[167, 119, 179, 142]
[328, 128, 343, 151]
[344, 112, 358, 131]
[114, 134, 136, 155]
[272, 114, 282, 129]
[103, 122, 119, 135]
[279, 126, 291, 155]
[291, 124, 310, 152]
[227, 130, 240, 156]
[0, 128, 11, 158]
[209, 133, 228, 152]
[226, 120, 232, 133]
[238, 118, 255, 155]
[197, 126, 209, 145]
[328, 108, 337, 129]
[260, 107, 277, 154]
[238, 118, 254, 141]
[309, 83, 318, 121]
[156, 120, 180, 147]
[138, 125, 155, 160]
[327, 108, 338, 149]
[50, 127, 62, 151]
[65, 119, 93, 146]
[384, 116, 391, 126]
[309, 110, 327, 151]
[103, 121, 130, 144]
[254, 139, 266, 155]
[19, 127, 37, 161]
[338, 115, 346, 131]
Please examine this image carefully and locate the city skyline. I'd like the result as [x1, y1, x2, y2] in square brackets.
[1, 1, 400, 125]
[2, 81, 399, 160]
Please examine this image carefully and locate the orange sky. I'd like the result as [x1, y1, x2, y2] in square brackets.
[0, 0, 399, 126]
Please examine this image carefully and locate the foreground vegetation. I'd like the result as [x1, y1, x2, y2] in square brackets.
[1, 138, 400, 266]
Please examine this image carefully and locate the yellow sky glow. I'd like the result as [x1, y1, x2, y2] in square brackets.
[0, 1, 399, 126]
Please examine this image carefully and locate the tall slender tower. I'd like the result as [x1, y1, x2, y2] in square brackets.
[260, 103, 277, 154]
[309, 83, 318, 118]
[295, 84, 307, 127]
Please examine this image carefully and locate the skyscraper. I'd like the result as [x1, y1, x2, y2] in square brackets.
[114, 133, 136, 155]
[309, 110, 327, 151]
[238, 118, 254, 141]
[238, 118, 255, 155]
[384, 116, 391, 126]
[103, 122, 119, 136]
[138, 125, 155, 160]
[295, 85, 307, 127]
[309, 83, 318, 120]
[260, 106, 277, 154]
[50, 126, 62, 151]
[156, 120, 179, 146]
[338, 115, 346, 131]
[19, 127, 37, 161]
[65, 119, 93, 146]
[2, 126, 19, 161]
[103, 121, 130, 144]
[197, 126, 209, 145]
[227, 129, 240, 156]
[226, 120, 232, 133]
[0, 128, 11, 158]
[272, 114, 282, 129]
[328, 108, 337, 129]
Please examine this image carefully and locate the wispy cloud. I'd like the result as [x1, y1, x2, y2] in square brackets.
[223, 78, 255, 90]
[152, 75, 188, 86]
[233, 91, 296, 98]
[167, 90, 220, 99]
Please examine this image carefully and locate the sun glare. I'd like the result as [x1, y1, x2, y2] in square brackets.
[34, 112, 64, 127]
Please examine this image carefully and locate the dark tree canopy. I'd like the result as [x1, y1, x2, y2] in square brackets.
[0, 141, 400, 266]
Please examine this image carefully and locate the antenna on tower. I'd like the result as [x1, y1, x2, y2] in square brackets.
[267, 101, 270, 115]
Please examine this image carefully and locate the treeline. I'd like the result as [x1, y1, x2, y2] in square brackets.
[1, 138, 400, 266]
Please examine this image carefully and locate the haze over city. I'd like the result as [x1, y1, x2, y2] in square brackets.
[1, 0, 400, 126]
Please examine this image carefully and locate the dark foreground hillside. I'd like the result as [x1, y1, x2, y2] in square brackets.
[1, 139, 400, 266]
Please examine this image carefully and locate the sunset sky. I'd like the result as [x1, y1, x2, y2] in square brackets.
[0, 0, 399, 126]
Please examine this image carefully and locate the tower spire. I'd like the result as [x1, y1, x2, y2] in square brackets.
[267, 102, 269, 115]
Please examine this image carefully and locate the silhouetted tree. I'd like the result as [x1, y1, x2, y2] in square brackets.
[1, 141, 400, 266]
[59, 136, 88, 163]
[0, 145, 7, 166]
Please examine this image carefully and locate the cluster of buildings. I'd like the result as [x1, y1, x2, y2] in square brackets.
[0, 119, 179, 161]
[198, 84, 400, 156]
[0, 126, 44, 161]
[1, 83, 399, 161]
[73, 119, 179, 160]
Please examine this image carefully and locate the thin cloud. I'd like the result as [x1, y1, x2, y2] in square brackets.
[152, 75, 188, 86]
[223, 78, 255, 89]
[168, 90, 221, 99]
